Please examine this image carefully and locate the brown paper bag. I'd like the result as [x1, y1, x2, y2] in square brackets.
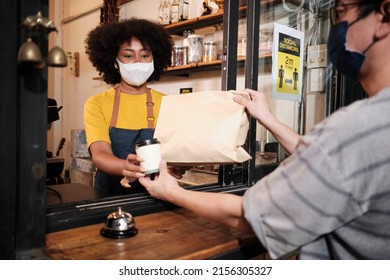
[153, 90, 252, 164]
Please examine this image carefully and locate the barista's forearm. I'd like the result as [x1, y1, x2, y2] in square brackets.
[92, 152, 125, 176]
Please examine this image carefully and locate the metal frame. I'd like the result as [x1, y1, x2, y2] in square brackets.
[219, 0, 262, 187]
[244, 0, 261, 186]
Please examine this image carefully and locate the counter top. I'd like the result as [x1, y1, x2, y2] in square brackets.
[44, 208, 265, 260]
[46, 183, 106, 205]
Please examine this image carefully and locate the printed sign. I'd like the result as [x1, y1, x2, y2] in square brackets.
[272, 23, 304, 102]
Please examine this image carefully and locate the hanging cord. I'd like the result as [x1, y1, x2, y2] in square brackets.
[307, 0, 322, 46]
[283, 0, 306, 13]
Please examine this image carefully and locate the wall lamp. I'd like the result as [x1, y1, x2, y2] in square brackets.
[18, 11, 67, 69]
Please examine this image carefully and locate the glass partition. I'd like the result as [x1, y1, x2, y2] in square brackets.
[46, 0, 335, 233]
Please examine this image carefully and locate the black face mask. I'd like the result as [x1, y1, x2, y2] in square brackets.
[327, 21, 366, 80]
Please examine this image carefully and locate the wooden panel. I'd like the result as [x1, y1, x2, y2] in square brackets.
[45, 208, 261, 260]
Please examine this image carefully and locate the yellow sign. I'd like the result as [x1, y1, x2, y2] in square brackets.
[272, 23, 304, 102]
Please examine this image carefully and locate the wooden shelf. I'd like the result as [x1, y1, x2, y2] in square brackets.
[164, 6, 247, 36]
[162, 0, 304, 36]
[111, 0, 298, 79]
[164, 53, 272, 76]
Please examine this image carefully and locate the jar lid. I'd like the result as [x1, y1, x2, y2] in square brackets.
[183, 29, 195, 36]
[173, 46, 188, 50]
[135, 138, 160, 148]
[188, 34, 204, 38]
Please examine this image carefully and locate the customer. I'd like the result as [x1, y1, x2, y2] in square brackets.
[84, 18, 175, 195]
[137, 0, 390, 259]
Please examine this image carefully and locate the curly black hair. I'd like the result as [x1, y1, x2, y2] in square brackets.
[86, 18, 173, 85]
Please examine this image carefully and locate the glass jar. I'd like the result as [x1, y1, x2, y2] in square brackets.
[171, 46, 188, 66]
[187, 34, 204, 63]
[203, 41, 217, 62]
[182, 29, 195, 47]
[259, 28, 274, 54]
[237, 19, 247, 57]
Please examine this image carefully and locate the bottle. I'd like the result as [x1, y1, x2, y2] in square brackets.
[162, 0, 171, 25]
[181, 0, 189, 21]
[171, 0, 180, 24]
[157, 0, 164, 24]
[237, 19, 247, 57]
[201, 0, 212, 16]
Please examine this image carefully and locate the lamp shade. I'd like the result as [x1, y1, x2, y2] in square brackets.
[17, 38, 43, 63]
[47, 46, 68, 67]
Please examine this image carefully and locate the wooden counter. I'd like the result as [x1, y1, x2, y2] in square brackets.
[45, 208, 265, 260]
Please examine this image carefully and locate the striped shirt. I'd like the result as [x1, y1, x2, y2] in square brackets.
[243, 87, 390, 259]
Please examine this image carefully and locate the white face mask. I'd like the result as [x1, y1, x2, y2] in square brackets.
[116, 58, 154, 86]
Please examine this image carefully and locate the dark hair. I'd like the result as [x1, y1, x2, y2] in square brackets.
[86, 18, 173, 85]
[356, 0, 383, 19]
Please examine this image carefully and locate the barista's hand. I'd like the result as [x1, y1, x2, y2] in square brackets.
[233, 89, 274, 125]
[168, 166, 191, 179]
[139, 160, 181, 201]
[121, 154, 145, 188]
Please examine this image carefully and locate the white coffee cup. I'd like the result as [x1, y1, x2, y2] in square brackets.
[135, 138, 161, 174]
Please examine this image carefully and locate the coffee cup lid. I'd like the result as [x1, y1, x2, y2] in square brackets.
[135, 138, 160, 148]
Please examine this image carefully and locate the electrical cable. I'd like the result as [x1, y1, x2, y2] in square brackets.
[46, 186, 63, 204]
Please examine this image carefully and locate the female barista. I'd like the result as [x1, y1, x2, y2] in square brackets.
[84, 18, 173, 195]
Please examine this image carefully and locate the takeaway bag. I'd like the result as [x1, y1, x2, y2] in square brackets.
[153, 91, 252, 164]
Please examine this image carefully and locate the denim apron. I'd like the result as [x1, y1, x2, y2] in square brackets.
[94, 86, 155, 195]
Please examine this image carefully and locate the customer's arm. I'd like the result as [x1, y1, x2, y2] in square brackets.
[233, 89, 300, 154]
[139, 161, 253, 233]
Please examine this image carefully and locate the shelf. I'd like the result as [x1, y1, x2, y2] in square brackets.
[164, 53, 272, 76]
[111, 0, 299, 80]
[161, 0, 300, 76]
[164, 6, 247, 36]
[163, 0, 304, 36]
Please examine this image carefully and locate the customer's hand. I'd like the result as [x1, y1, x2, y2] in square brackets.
[139, 160, 181, 201]
[233, 89, 274, 125]
[121, 154, 145, 188]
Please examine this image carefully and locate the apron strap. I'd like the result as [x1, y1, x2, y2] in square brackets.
[110, 86, 121, 127]
[146, 88, 155, 129]
[110, 86, 155, 129]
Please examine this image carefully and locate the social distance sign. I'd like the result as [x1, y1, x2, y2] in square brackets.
[272, 23, 304, 102]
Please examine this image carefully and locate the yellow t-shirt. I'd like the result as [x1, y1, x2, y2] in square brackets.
[84, 88, 165, 147]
